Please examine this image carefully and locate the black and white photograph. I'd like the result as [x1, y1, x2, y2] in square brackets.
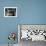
[18, 25, 46, 46]
[4, 7, 17, 17]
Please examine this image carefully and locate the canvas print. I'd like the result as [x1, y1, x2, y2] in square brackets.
[4, 7, 17, 17]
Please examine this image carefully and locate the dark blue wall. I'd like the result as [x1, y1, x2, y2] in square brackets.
[0, 0, 46, 44]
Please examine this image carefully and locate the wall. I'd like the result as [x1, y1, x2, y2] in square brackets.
[0, 0, 46, 44]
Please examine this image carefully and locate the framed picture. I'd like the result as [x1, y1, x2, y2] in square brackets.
[18, 24, 46, 42]
[4, 7, 17, 17]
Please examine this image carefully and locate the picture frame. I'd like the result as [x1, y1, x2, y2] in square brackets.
[4, 7, 17, 17]
[18, 24, 46, 42]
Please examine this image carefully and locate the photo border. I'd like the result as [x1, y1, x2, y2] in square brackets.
[4, 7, 17, 17]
